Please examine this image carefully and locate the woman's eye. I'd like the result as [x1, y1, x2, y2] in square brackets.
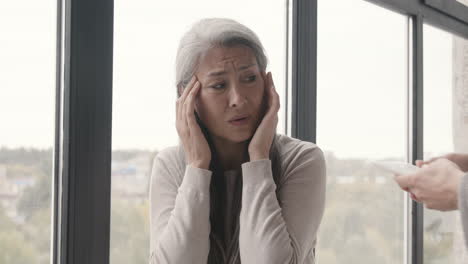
[246, 75, 257, 82]
[210, 82, 225, 89]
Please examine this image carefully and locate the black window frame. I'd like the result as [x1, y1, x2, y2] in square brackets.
[293, 0, 468, 264]
[424, 0, 468, 25]
[51, 0, 468, 264]
[53, 0, 114, 263]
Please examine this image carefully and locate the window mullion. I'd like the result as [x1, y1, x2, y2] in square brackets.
[410, 14, 424, 264]
[55, 0, 114, 263]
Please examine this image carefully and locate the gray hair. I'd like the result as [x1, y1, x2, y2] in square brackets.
[175, 18, 268, 96]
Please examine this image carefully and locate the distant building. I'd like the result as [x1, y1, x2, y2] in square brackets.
[111, 153, 153, 200]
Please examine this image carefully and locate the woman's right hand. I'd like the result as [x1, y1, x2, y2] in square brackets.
[176, 76, 211, 170]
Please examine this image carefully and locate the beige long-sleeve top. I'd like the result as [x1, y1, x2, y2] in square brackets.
[149, 134, 326, 264]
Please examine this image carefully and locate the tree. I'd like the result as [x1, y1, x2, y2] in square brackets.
[0, 205, 39, 264]
[110, 198, 150, 264]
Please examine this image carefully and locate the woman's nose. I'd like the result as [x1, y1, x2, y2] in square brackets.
[228, 85, 247, 108]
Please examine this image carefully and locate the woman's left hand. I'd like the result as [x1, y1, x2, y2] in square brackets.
[248, 72, 280, 161]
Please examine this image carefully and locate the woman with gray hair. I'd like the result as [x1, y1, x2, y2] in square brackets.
[149, 18, 326, 264]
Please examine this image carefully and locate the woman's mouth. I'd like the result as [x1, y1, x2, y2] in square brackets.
[228, 116, 250, 126]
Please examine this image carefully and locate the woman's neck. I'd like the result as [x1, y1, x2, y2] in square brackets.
[212, 137, 249, 171]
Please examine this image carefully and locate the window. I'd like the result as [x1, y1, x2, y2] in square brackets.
[423, 23, 468, 263]
[424, 0, 468, 25]
[13, 1, 467, 263]
[111, 1, 288, 262]
[316, 0, 407, 262]
[0, 1, 57, 263]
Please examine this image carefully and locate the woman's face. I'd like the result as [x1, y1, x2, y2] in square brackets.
[194, 45, 266, 145]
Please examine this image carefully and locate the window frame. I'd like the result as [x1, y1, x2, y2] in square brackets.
[424, 0, 468, 25]
[53, 0, 114, 263]
[294, 0, 468, 264]
[362, 2, 468, 264]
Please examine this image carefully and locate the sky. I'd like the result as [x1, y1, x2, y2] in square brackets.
[0, 0, 464, 160]
[0, 1, 56, 150]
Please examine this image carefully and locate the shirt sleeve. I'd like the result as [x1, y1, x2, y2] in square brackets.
[239, 147, 326, 264]
[149, 154, 212, 264]
[458, 172, 468, 250]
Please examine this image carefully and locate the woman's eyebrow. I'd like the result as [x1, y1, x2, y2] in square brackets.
[207, 70, 227, 77]
[206, 64, 257, 78]
[238, 63, 257, 71]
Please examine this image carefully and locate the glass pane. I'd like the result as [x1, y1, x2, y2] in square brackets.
[316, 0, 407, 263]
[0, 1, 56, 264]
[423, 23, 468, 264]
[111, 1, 288, 263]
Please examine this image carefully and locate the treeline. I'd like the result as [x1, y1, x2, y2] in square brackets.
[0, 147, 52, 166]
